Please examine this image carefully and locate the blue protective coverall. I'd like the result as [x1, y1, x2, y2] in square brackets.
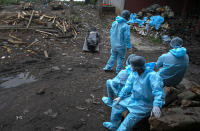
[103, 69, 165, 131]
[104, 16, 132, 74]
[104, 66, 132, 107]
[104, 62, 156, 107]
[157, 47, 189, 87]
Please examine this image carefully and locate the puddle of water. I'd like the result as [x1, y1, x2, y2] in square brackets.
[0, 72, 37, 88]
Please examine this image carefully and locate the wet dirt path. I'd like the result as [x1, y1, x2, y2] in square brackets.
[0, 4, 200, 131]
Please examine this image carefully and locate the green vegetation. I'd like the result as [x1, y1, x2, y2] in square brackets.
[148, 36, 162, 44]
[0, 0, 16, 5]
[89, 0, 96, 4]
[73, 1, 84, 5]
[73, 14, 82, 24]
[0, 0, 44, 5]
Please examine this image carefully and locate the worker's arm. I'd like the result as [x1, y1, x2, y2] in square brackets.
[155, 55, 164, 72]
[150, 72, 165, 108]
[118, 72, 134, 99]
[124, 25, 132, 49]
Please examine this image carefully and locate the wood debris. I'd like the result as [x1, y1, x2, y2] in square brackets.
[0, 7, 78, 38]
[26, 10, 35, 28]
[49, 1, 64, 10]
[44, 50, 49, 58]
[1, 46, 12, 53]
[8, 38, 26, 45]
[0, 2, 79, 59]
[191, 83, 200, 96]
[21, 2, 34, 11]
[26, 39, 39, 48]
[7, 35, 26, 46]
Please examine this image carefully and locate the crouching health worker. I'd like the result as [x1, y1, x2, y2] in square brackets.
[102, 54, 156, 108]
[102, 54, 135, 107]
[103, 56, 165, 131]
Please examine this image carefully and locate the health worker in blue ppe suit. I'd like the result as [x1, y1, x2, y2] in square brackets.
[102, 54, 157, 108]
[155, 37, 189, 87]
[102, 54, 135, 107]
[103, 56, 165, 131]
[103, 10, 132, 74]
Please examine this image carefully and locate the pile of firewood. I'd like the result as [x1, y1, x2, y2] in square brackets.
[20, 2, 34, 11]
[0, 10, 78, 38]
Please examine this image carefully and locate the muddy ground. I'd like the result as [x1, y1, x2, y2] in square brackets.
[0, 4, 200, 131]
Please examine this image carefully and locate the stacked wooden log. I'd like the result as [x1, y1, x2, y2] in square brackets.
[0, 10, 78, 38]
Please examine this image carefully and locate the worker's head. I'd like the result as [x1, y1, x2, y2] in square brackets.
[170, 37, 183, 48]
[117, 70, 129, 85]
[129, 56, 145, 74]
[126, 54, 136, 66]
[121, 10, 130, 21]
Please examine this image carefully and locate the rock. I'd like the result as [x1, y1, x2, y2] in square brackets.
[181, 99, 191, 107]
[68, 68, 73, 71]
[97, 108, 104, 113]
[75, 106, 88, 111]
[16, 115, 23, 120]
[65, 107, 69, 111]
[0, 65, 14, 73]
[23, 109, 29, 115]
[85, 98, 93, 104]
[87, 114, 90, 117]
[72, 119, 86, 129]
[180, 78, 194, 90]
[163, 86, 179, 106]
[52, 66, 60, 71]
[1, 56, 6, 59]
[80, 118, 86, 123]
[36, 88, 45, 95]
[44, 109, 58, 118]
[178, 90, 197, 100]
[181, 99, 200, 107]
[20, 57, 39, 64]
[61, 65, 66, 68]
[55, 126, 65, 130]
[62, 53, 67, 56]
[150, 107, 200, 131]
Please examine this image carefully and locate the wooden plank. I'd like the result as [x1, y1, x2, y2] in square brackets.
[27, 10, 35, 29]
[0, 25, 53, 30]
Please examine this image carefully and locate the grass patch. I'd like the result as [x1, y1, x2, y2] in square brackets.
[148, 36, 162, 44]
[74, 1, 84, 5]
[0, 0, 16, 5]
[89, 0, 96, 4]
[0, 0, 44, 5]
[73, 14, 82, 24]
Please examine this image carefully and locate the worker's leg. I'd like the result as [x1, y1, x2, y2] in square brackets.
[117, 112, 145, 131]
[116, 49, 126, 74]
[102, 80, 115, 107]
[104, 49, 117, 71]
[103, 103, 126, 130]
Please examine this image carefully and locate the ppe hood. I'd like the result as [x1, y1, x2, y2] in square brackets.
[169, 47, 186, 58]
[115, 16, 127, 23]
